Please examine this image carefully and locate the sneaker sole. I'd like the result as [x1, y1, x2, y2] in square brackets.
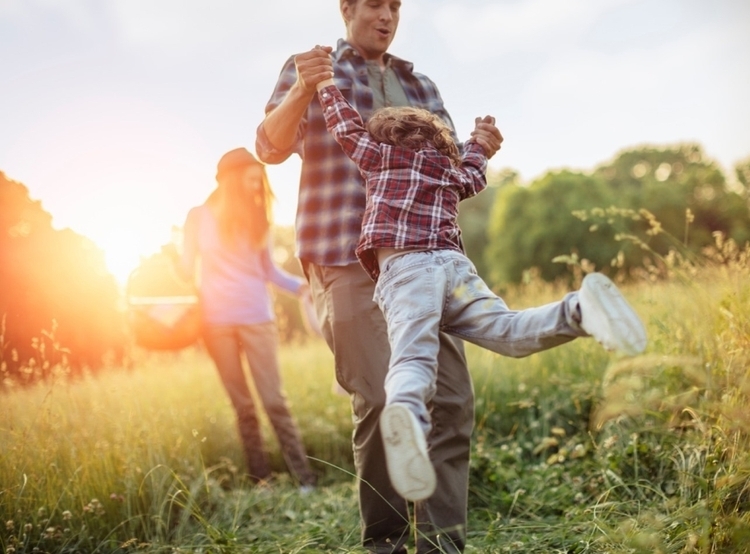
[380, 404, 436, 502]
[580, 273, 647, 355]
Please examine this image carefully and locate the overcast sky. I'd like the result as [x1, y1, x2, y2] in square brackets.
[1, 0, 749, 283]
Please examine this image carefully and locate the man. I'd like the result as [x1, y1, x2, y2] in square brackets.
[255, 1, 502, 552]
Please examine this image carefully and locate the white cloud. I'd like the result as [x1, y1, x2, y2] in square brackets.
[0, 0, 24, 18]
[108, 0, 342, 58]
[512, 18, 750, 176]
[2, 0, 749, 236]
[433, 0, 638, 58]
[0, 0, 95, 30]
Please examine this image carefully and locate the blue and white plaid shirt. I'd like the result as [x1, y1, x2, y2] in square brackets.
[256, 39, 457, 266]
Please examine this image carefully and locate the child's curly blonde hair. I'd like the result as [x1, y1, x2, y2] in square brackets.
[366, 106, 461, 167]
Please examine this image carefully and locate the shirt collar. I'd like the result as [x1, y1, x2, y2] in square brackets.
[334, 38, 414, 73]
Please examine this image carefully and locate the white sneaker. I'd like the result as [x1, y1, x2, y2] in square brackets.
[579, 273, 647, 355]
[380, 403, 436, 502]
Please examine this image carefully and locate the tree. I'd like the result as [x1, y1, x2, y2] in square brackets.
[482, 144, 750, 286]
[485, 170, 618, 284]
[593, 144, 750, 263]
[734, 155, 750, 192]
[0, 171, 125, 383]
[457, 168, 517, 280]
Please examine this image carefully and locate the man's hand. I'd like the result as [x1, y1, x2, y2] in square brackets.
[470, 115, 503, 159]
[259, 45, 334, 155]
[294, 45, 334, 94]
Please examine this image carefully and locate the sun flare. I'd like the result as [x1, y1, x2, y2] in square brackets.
[10, 92, 303, 289]
[11, 95, 217, 286]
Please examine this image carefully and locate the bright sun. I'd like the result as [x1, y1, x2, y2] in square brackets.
[13, 94, 302, 289]
[49, 166, 206, 288]
[87, 213, 174, 289]
[13, 95, 217, 287]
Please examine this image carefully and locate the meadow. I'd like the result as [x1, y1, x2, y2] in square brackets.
[1, 237, 749, 553]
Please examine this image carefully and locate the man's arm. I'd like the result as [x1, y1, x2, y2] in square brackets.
[258, 46, 334, 158]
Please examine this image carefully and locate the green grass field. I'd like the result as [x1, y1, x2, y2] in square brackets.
[2, 247, 749, 553]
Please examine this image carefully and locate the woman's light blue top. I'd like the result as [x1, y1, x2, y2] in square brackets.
[180, 204, 303, 326]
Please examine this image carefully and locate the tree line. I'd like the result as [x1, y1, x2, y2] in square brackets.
[2, 142, 749, 385]
[460, 143, 750, 284]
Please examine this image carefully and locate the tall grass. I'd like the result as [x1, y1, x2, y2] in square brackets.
[467, 235, 750, 553]
[0, 344, 359, 553]
[1, 237, 749, 552]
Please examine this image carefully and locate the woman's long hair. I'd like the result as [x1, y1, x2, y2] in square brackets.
[366, 106, 461, 167]
[206, 149, 274, 250]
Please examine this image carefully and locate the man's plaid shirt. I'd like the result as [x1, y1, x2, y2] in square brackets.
[256, 39, 460, 267]
[318, 85, 488, 281]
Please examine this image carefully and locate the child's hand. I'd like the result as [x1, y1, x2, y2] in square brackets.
[470, 115, 503, 158]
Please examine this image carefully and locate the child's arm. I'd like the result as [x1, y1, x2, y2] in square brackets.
[454, 116, 497, 199]
[316, 81, 382, 172]
[455, 142, 489, 200]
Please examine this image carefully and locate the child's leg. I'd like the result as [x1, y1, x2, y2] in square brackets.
[374, 251, 448, 502]
[441, 255, 581, 357]
[442, 253, 646, 356]
[374, 251, 446, 432]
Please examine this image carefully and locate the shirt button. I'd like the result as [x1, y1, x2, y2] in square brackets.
[322, 93, 329, 99]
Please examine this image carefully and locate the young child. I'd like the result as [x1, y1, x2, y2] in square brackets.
[315, 75, 647, 503]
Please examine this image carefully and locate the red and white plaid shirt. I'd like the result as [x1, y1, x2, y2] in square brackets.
[319, 84, 488, 281]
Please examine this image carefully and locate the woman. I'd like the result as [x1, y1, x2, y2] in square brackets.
[176, 147, 316, 489]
